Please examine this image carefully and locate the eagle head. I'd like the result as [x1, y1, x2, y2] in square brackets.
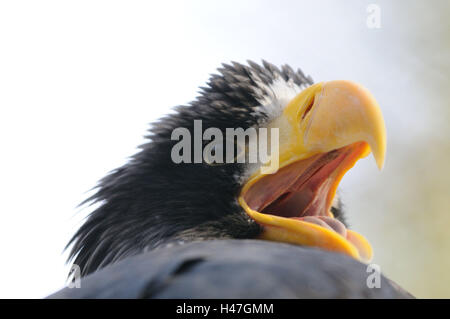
[68, 61, 386, 276]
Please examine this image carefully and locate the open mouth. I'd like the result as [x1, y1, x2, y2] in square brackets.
[240, 142, 372, 261]
[238, 80, 386, 262]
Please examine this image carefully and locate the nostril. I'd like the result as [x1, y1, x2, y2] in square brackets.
[301, 95, 315, 120]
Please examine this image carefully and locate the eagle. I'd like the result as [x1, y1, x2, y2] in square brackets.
[49, 61, 412, 298]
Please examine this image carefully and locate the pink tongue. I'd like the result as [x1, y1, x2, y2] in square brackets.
[300, 216, 347, 237]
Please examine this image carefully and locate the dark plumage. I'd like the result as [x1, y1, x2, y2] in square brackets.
[67, 61, 314, 277]
[52, 240, 412, 298]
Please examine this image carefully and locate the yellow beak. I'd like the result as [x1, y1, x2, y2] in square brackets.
[238, 80, 386, 262]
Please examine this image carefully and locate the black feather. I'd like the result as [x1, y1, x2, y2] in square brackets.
[67, 61, 313, 277]
[54, 240, 413, 298]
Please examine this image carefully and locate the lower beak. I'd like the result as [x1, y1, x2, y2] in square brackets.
[238, 80, 386, 262]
